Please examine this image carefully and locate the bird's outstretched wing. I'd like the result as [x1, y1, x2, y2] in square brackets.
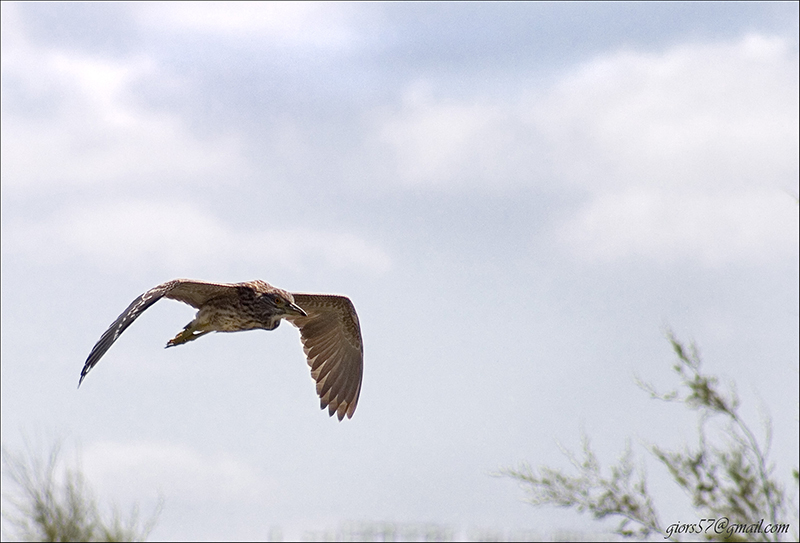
[286, 294, 364, 421]
[78, 279, 238, 386]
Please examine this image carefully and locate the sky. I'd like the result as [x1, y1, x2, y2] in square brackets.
[1, 2, 798, 541]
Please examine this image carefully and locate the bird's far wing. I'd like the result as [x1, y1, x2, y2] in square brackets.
[78, 279, 213, 386]
[286, 294, 364, 421]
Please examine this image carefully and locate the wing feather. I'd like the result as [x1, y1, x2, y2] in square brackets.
[287, 294, 363, 420]
[316, 358, 344, 396]
[308, 339, 342, 366]
[78, 279, 237, 386]
[163, 279, 240, 308]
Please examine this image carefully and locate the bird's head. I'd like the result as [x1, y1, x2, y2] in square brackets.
[260, 290, 307, 318]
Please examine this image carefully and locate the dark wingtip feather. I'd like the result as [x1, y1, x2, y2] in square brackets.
[78, 281, 176, 387]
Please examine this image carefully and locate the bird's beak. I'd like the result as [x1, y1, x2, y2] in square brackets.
[287, 302, 307, 317]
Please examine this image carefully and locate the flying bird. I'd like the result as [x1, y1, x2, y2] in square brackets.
[79, 279, 363, 420]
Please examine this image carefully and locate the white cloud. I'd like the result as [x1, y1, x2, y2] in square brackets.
[135, 2, 361, 50]
[2, 200, 392, 274]
[376, 35, 798, 192]
[557, 188, 799, 265]
[374, 35, 798, 264]
[0, 17, 250, 194]
[373, 83, 548, 189]
[545, 35, 799, 265]
[531, 34, 798, 192]
[82, 440, 265, 503]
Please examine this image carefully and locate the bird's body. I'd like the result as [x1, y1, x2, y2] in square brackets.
[80, 279, 363, 420]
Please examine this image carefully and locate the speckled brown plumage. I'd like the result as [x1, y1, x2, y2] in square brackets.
[79, 279, 363, 420]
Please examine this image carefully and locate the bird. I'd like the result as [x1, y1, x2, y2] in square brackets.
[79, 279, 363, 420]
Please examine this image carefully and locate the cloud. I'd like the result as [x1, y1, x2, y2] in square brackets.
[135, 2, 361, 50]
[532, 34, 798, 192]
[372, 82, 550, 189]
[2, 200, 392, 274]
[82, 440, 265, 503]
[544, 35, 799, 265]
[376, 35, 798, 192]
[3, 10, 796, 270]
[0, 10, 251, 194]
[373, 35, 798, 264]
[557, 188, 799, 265]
